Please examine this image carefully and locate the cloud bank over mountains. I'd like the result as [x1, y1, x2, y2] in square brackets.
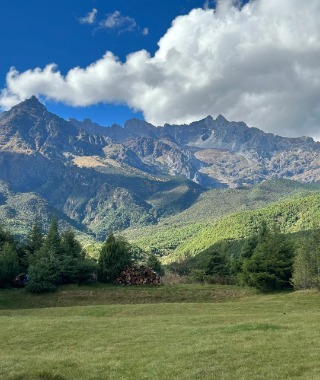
[1, 0, 320, 138]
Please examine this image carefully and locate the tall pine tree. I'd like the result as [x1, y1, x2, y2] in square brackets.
[291, 228, 320, 290]
[25, 217, 44, 266]
[0, 242, 20, 287]
[43, 215, 61, 255]
[241, 222, 294, 292]
[98, 233, 132, 283]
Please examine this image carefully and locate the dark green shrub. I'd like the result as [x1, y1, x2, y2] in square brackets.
[147, 254, 165, 276]
[98, 233, 132, 283]
[26, 254, 60, 293]
[0, 242, 20, 287]
[241, 223, 294, 292]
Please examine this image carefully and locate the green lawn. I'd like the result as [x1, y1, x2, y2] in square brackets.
[0, 285, 320, 379]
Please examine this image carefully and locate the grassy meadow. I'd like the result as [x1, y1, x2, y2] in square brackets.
[1, 285, 320, 379]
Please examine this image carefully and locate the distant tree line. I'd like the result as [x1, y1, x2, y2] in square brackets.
[239, 221, 294, 292]
[170, 220, 320, 292]
[240, 221, 320, 291]
[0, 217, 164, 293]
[4, 215, 319, 293]
[0, 217, 97, 292]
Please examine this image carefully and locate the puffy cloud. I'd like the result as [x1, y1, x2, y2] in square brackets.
[99, 11, 136, 33]
[1, 0, 320, 138]
[79, 8, 97, 24]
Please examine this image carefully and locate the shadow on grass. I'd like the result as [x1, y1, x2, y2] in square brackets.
[224, 322, 284, 333]
[0, 283, 259, 310]
[10, 371, 66, 380]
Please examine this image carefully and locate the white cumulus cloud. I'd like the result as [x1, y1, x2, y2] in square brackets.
[79, 8, 97, 24]
[1, 0, 320, 138]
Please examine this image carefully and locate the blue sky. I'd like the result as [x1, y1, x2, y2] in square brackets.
[1, 0, 217, 126]
[0, 0, 319, 138]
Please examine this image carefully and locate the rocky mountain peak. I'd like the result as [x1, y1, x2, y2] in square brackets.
[0, 96, 107, 158]
[215, 114, 227, 123]
[21, 95, 44, 106]
[2, 98, 320, 238]
[9, 95, 47, 116]
[0, 95, 63, 135]
[124, 118, 157, 139]
[2, 97, 320, 190]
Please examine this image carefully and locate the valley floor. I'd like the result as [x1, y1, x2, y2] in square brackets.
[0, 285, 319, 380]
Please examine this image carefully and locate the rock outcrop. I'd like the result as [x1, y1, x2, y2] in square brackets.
[1, 96, 320, 238]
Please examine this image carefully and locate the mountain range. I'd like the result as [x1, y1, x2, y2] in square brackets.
[0, 96, 320, 242]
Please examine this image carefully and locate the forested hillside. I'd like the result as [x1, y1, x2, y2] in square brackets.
[123, 179, 320, 261]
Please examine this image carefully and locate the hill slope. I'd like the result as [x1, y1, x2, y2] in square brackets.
[123, 181, 320, 262]
[0, 97, 203, 238]
[1, 96, 320, 242]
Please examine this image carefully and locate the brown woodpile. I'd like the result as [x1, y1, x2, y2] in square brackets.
[116, 266, 162, 286]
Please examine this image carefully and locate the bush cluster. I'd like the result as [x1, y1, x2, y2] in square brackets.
[0, 217, 165, 292]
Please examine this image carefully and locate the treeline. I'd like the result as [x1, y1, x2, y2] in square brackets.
[0, 217, 96, 292]
[171, 221, 320, 292]
[3, 215, 319, 294]
[131, 192, 320, 262]
[0, 217, 164, 293]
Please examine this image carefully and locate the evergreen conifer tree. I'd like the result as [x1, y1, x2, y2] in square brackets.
[61, 229, 83, 258]
[98, 233, 132, 283]
[26, 253, 60, 293]
[205, 250, 230, 277]
[43, 215, 61, 255]
[147, 254, 165, 276]
[291, 228, 320, 290]
[242, 224, 294, 292]
[0, 242, 20, 287]
[291, 240, 314, 289]
[27, 225, 97, 291]
[25, 217, 44, 266]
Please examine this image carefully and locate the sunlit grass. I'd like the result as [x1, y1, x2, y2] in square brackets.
[1, 286, 320, 379]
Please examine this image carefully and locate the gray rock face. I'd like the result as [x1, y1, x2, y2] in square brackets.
[1, 96, 320, 237]
[71, 104, 320, 187]
[0, 96, 106, 158]
[0, 97, 203, 237]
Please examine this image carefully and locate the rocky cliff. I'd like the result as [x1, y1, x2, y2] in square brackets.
[71, 107, 320, 188]
[0, 96, 319, 238]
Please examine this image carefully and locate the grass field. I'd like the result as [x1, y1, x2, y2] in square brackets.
[1, 285, 320, 379]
